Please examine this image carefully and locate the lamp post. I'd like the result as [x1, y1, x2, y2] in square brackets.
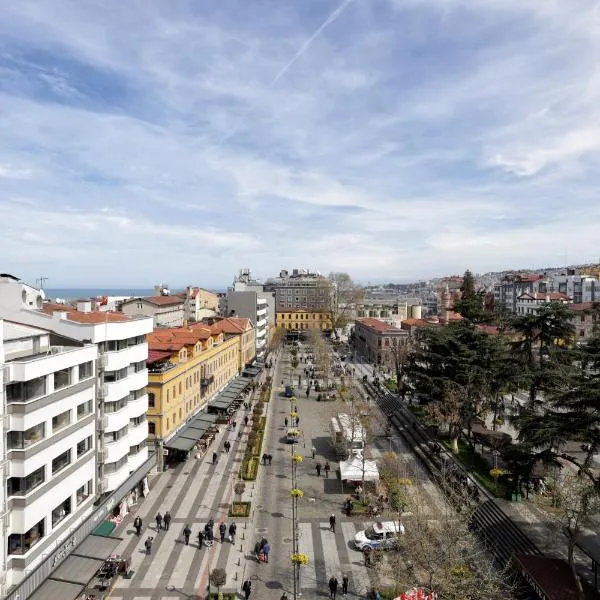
[291, 442, 301, 598]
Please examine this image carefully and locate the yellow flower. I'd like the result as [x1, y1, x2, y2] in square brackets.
[490, 468, 504, 479]
[290, 411, 298, 417]
[290, 488, 304, 497]
[292, 454, 304, 463]
[291, 553, 309, 565]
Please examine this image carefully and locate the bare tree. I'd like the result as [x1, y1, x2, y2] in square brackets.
[265, 326, 285, 360]
[554, 471, 600, 596]
[325, 272, 363, 339]
[424, 382, 465, 454]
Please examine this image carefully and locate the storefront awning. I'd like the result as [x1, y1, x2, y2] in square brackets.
[166, 435, 197, 452]
[27, 580, 83, 600]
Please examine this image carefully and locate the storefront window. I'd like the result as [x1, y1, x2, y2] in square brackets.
[8, 519, 45, 555]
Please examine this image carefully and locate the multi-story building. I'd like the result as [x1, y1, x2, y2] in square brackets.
[146, 321, 246, 468]
[226, 269, 274, 360]
[265, 268, 331, 312]
[276, 310, 332, 332]
[208, 318, 256, 370]
[353, 318, 408, 366]
[570, 303, 599, 343]
[1, 318, 97, 589]
[549, 274, 599, 305]
[119, 294, 185, 328]
[494, 274, 550, 313]
[515, 292, 571, 316]
[179, 287, 219, 322]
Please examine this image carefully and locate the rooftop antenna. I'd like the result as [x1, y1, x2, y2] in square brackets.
[36, 276, 48, 290]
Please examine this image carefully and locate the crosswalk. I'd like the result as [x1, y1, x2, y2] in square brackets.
[110, 519, 381, 599]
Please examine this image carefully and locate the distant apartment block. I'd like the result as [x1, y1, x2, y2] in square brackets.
[276, 309, 332, 332]
[119, 291, 184, 328]
[571, 303, 599, 342]
[178, 286, 219, 322]
[264, 268, 331, 312]
[353, 318, 408, 366]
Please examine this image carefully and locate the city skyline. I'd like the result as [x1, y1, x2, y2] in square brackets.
[1, 1, 599, 286]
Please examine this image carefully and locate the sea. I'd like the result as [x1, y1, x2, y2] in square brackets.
[45, 288, 155, 301]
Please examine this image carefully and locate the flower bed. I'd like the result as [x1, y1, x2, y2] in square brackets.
[229, 501, 251, 517]
[208, 593, 236, 599]
[241, 456, 259, 480]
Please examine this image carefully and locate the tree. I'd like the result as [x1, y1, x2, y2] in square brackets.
[325, 272, 363, 339]
[234, 482, 246, 499]
[209, 567, 227, 594]
[265, 326, 285, 359]
[453, 270, 487, 324]
[389, 337, 411, 400]
[555, 472, 600, 595]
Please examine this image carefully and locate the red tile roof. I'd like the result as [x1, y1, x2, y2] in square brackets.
[138, 295, 184, 306]
[147, 350, 173, 363]
[209, 317, 251, 334]
[41, 302, 132, 323]
[355, 318, 403, 333]
[519, 292, 570, 301]
[477, 324, 500, 335]
[401, 318, 429, 327]
[571, 302, 594, 312]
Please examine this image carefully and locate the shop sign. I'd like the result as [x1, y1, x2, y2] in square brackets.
[50, 535, 77, 568]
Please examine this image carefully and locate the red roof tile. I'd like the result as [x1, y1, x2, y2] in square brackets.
[41, 302, 132, 323]
[355, 318, 404, 333]
[147, 350, 173, 363]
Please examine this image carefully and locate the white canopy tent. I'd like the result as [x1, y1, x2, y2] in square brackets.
[339, 455, 379, 482]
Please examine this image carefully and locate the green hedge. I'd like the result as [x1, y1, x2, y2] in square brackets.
[241, 457, 259, 480]
[229, 501, 251, 517]
[208, 594, 236, 599]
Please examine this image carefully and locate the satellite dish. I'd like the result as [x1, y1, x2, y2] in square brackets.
[40, 289, 47, 300]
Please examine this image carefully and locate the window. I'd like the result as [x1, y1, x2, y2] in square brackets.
[8, 518, 45, 555]
[179, 382, 182, 394]
[7, 467, 45, 497]
[78, 361, 93, 380]
[107, 339, 127, 352]
[129, 440, 147, 456]
[166, 389, 170, 402]
[131, 387, 146, 400]
[104, 367, 128, 382]
[6, 377, 46, 403]
[77, 435, 92, 457]
[104, 425, 128, 443]
[580, 330, 585, 337]
[76, 480, 92, 505]
[52, 409, 71, 432]
[52, 449, 71, 474]
[105, 395, 128, 413]
[133, 360, 146, 373]
[148, 392, 155, 408]
[172, 385, 176, 398]
[77, 400, 92, 419]
[104, 456, 128, 473]
[7, 423, 45, 449]
[54, 367, 71, 390]
[148, 422, 156, 435]
[51, 497, 72, 527]
[130, 414, 146, 427]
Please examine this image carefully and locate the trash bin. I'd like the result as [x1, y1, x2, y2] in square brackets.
[511, 492, 522, 502]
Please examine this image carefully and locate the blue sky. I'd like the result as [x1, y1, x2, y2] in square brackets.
[1, 0, 599, 288]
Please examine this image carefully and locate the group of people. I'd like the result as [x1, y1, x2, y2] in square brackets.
[154, 510, 172, 531]
[261, 453, 273, 465]
[328, 574, 350, 598]
[315, 460, 331, 477]
[253, 537, 271, 563]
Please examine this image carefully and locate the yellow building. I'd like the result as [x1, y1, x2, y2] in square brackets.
[209, 317, 256, 370]
[145, 323, 240, 444]
[276, 309, 332, 331]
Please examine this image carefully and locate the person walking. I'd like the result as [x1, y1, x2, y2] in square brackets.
[316, 463, 322, 477]
[254, 540, 262, 560]
[284, 416, 288, 427]
[212, 451, 218, 465]
[163, 511, 172, 531]
[267, 453, 273, 465]
[197, 529, 204, 548]
[229, 522, 237, 543]
[311, 446, 316, 459]
[262, 541, 271, 563]
[296, 416, 300, 426]
[328, 576, 339, 599]
[219, 521, 227, 543]
[155, 512, 163, 531]
[329, 514, 336, 533]
[145, 536, 153, 555]
[183, 524, 191, 545]
[324, 461, 331, 478]
[244, 415, 249, 426]
[262, 453, 268, 465]
[133, 516, 142, 536]
[242, 579, 252, 600]
[342, 575, 349, 596]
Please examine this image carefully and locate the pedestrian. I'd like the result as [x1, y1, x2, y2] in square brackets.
[328, 576, 339, 599]
[262, 541, 271, 563]
[374, 590, 382, 600]
[145, 536, 153, 555]
[229, 522, 237, 543]
[183, 524, 191, 545]
[163, 510, 172, 531]
[284, 417, 288, 427]
[233, 420, 237, 428]
[262, 453, 268, 465]
[296, 416, 300, 426]
[311, 446, 316, 459]
[155, 512, 163, 530]
[316, 463, 322, 477]
[329, 514, 336, 532]
[197, 529, 204, 548]
[324, 461, 331, 478]
[254, 540, 262, 560]
[212, 451, 218, 464]
[219, 522, 227, 543]
[268, 453, 272, 465]
[244, 415, 249, 426]
[306, 388, 310, 398]
[238, 429, 243, 440]
[342, 575, 349, 596]
[363, 547, 372, 567]
[242, 579, 252, 600]
[133, 516, 142, 536]
[280, 593, 289, 600]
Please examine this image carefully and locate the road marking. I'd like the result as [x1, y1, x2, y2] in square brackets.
[320, 523, 342, 581]
[341, 521, 370, 596]
[298, 521, 317, 590]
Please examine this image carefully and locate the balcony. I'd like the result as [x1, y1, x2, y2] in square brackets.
[127, 393, 148, 419]
[128, 446, 149, 472]
[148, 361, 176, 375]
[105, 408, 130, 433]
[104, 437, 129, 464]
[104, 342, 148, 371]
[128, 421, 148, 446]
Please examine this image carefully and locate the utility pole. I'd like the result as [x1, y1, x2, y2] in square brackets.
[36, 276, 48, 290]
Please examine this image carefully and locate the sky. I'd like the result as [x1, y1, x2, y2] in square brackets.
[1, 0, 600, 289]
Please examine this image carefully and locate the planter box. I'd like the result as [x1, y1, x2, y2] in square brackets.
[229, 501, 251, 517]
[241, 457, 259, 480]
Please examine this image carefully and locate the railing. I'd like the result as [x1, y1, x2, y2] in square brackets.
[3, 452, 157, 600]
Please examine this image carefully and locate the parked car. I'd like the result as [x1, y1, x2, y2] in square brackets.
[353, 521, 405, 551]
[285, 385, 294, 397]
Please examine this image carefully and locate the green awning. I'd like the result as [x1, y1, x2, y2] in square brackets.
[166, 436, 197, 452]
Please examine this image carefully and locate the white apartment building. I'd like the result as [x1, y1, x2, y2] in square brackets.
[1, 318, 97, 590]
[0, 275, 154, 494]
[226, 269, 274, 360]
[515, 291, 571, 316]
